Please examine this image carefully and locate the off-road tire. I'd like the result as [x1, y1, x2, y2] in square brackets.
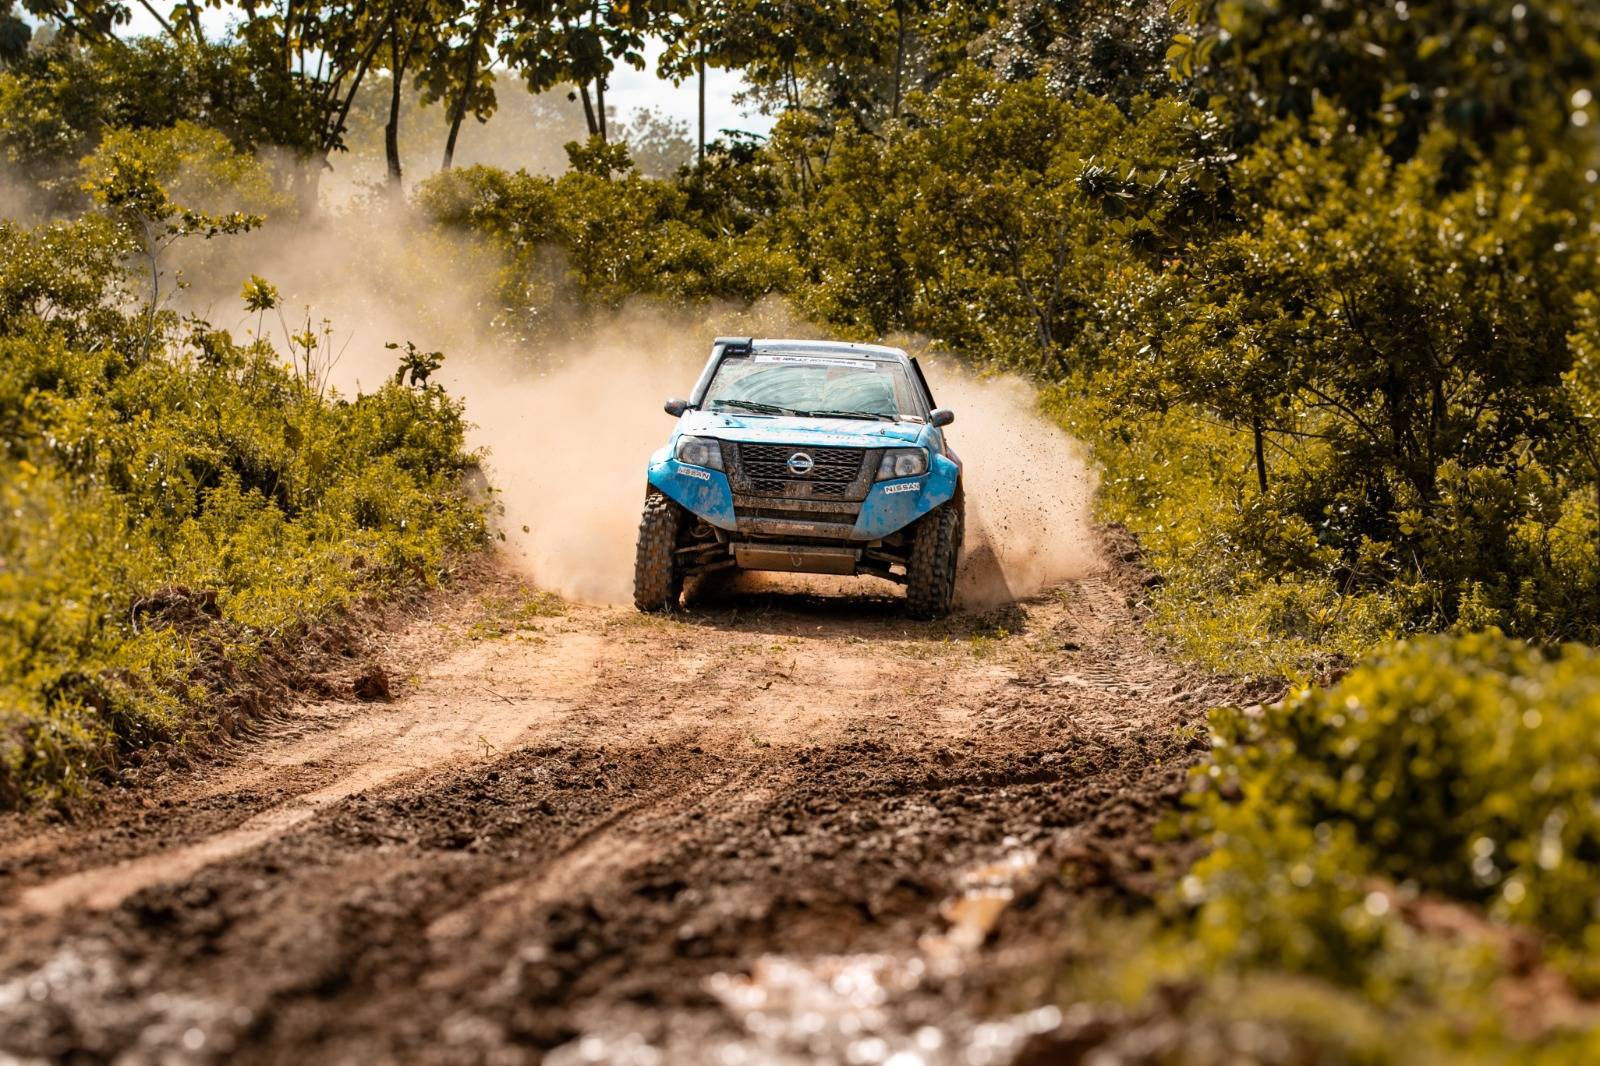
[906, 502, 962, 620]
[634, 490, 685, 613]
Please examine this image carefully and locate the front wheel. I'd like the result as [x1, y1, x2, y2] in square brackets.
[905, 502, 962, 620]
[634, 490, 685, 613]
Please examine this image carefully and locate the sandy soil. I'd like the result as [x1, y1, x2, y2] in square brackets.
[0, 536, 1248, 1065]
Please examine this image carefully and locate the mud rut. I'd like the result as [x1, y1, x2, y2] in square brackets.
[0, 544, 1244, 1065]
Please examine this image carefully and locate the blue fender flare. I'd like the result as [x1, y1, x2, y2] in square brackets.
[646, 448, 738, 530]
[851, 452, 959, 540]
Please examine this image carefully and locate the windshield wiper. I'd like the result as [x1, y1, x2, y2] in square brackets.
[711, 399, 795, 415]
[802, 409, 898, 422]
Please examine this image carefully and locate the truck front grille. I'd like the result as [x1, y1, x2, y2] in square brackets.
[729, 443, 876, 502]
[749, 478, 850, 497]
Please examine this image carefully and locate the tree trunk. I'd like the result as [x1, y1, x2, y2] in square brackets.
[442, 9, 488, 171]
[184, 0, 204, 43]
[324, 11, 393, 155]
[578, 81, 598, 137]
[292, 151, 327, 217]
[442, 100, 467, 173]
[891, 0, 906, 118]
[587, 1, 606, 143]
[1253, 412, 1269, 494]
[385, 53, 405, 189]
[697, 49, 706, 168]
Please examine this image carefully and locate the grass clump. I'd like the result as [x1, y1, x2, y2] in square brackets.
[465, 589, 566, 641]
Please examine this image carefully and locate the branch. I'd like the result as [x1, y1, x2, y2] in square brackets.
[1300, 381, 1385, 443]
[43, 3, 126, 46]
[185, 0, 205, 44]
[133, 0, 177, 38]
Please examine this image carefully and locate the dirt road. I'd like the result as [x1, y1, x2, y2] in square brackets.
[0, 538, 1242, 1065]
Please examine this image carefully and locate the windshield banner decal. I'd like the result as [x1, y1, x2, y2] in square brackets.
[753, 354, 879, 371]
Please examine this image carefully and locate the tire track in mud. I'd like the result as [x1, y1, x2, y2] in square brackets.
[0, 544, 1251, 1065]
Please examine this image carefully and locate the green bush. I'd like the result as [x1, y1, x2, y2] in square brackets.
[1043, 375, 1405, 678]
[1061, 632, 1600, 1060]
[0, 167, 484, 808]
[416, 153, 796, 331]
[1186, 631, 1600, 994]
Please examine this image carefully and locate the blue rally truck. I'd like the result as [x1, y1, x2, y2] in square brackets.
[635, 337, 963, 618]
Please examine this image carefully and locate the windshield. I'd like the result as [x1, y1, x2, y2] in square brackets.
[701, 354, 923, 421]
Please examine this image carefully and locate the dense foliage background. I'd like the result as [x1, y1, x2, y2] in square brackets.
[5, 0, 1600, 1056]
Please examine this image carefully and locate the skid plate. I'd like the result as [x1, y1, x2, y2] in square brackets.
[733, 543, 860, 575]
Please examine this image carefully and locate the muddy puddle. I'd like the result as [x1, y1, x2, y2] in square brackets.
[550, 841, 1059, 1066]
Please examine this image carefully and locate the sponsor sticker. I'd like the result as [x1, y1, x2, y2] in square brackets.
[883, 482, 920, 494]
[679, 466, 712, 481]
[753, 354, 879, 371]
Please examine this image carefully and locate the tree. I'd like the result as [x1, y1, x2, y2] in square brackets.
[789, 71, 1229, 370]
[970, 0, 1177, 108]
[78, 121, 270, 355]
[500, 0, 664, 143]
[1169, 0, 1600, 159]
[415, 0, 506, 169]
[1116, 112, 1593, 611]
[687, 0, 893, 127]
[0, 0, 30, 67]
[376, 0, 444, 188]
[674, 0, 999, 131]
[653, 0, 705, 164]
[619, 106, 693, 177]
[26, 0, 420, 196]
[0, 35, 324, 203]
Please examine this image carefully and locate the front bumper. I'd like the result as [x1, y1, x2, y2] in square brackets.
[646, 448, 959, 541]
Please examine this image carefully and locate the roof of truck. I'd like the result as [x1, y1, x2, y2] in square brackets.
[728, 338, 910, 362]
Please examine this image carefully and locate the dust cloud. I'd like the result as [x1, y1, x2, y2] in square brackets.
[0, 169, 46, 226]
[926, 361, 1102, 607]
[440, 305, 814, 605]
[459, 331, 1100, 607]
[165, 199, 1099, 608]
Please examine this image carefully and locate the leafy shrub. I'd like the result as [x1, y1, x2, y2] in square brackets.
[81, 120, 289, 221]
[1055, 632, 1600, 1060]
[1043, 375, 1404, 677]
[416, 158, 796, 331]
[0, 171, 484, 808]
[1105, 111, 1598, 642]
[1185, 631, 1600, 994]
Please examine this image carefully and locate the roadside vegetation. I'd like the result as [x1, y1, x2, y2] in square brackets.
[4, 0, 1600, 1056]
[0, 110, 484, 807]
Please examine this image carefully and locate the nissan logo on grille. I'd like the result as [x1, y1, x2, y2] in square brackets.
[786, 451, 815, 475]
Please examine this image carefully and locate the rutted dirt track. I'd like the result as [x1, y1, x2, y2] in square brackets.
[0, 536, 1245, 1065]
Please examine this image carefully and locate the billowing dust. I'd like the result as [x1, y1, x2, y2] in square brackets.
[168, 203, 1100, 607]
[926, 360, 1100, 607]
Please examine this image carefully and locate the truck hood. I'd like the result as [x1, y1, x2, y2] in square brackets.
[678, 410, 925, 448]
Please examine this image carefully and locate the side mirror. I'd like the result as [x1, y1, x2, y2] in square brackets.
[664, 398, 689, 417]
[930, 408, 955, 428]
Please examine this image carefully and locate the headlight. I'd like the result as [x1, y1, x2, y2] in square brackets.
[876, 447, 928, 480]
[674, 435, 724, 470]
